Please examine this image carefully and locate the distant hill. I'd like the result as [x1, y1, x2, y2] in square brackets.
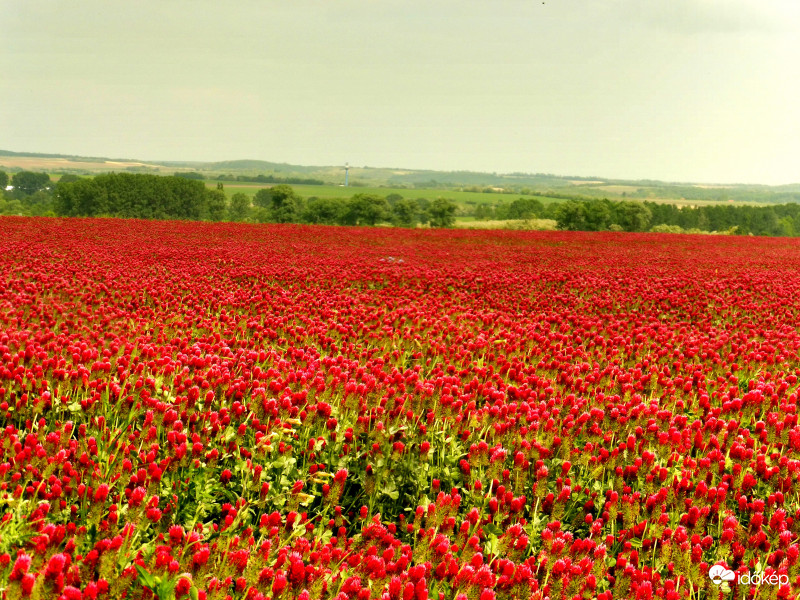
[0, 149, 591, 188]
[0, 149, 140, 163]
[2, 149, 799, 205]
[206, 159, 326, 173]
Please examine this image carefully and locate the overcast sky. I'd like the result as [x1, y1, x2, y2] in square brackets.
[2, 0, 799, 184]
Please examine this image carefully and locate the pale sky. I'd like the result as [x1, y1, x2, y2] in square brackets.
[2, 0, 799, 184]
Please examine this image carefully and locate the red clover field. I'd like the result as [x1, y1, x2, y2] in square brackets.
[2, 217, 800, 600]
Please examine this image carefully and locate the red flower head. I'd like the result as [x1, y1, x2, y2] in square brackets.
[93, 484, 110, 503]
[272, 573, 288, 595]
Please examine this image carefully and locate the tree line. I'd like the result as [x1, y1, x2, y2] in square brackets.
[471, 196, 800, 236]
[4, 169, 800, 236]
[473, 197, 556, 220]
[0, 170, 59, 216]
[175, 172, 326, 186]
[547, 198, 800, 236]
[228, 173, 325, 186]
[53, 173, 228, 220]
[0, 171, 458, 227]
[644, 200, 800, 236]
[238, 186, 457, 227]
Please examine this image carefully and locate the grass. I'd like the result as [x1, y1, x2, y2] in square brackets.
[14, 170, 768, 213]
[210, 181, 763, 209]
[0, 156, 174, 174]
[207, 181, 562, 206]
[453, 218, 558, 230]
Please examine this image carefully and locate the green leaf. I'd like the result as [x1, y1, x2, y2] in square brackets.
[156, 576, 178, 599]
[135, 564, 156, 590]
[382, 481, 399, 500]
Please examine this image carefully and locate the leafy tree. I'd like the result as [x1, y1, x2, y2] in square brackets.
[385, 193, 404, 206]
[474, 204, 493, 220]
[21, 190, 53, 209]
[54, 177, 108, 216]
[253, 184, 303, 223]
[205, 188, 228, 222]
[344, 194, 390, 226]
[644, 201, 681, 229]
[175, 171, 205, 180]
[251, 207, 271, 223]
[747, 206, 781, 236]
[229, 193, 251, 222]
[614, 201, 652, 232]
[428, 198, 457, 228]
[494, 203, 511, 220]
[416, 198, 432, 225]
[303, 198, 345, 225]
[11, 171, 51, 195]
[57, 174, 81, 185]
[583, 199, 613, 231]
[555, 201, 587, 231]
[391, 198, 420, 228]
[779, 216, 796, 237]
[541, 202, 561, 220]
[54, 173, 208, 219]
[696, 211, 711, 232]
[0, 170, 8, 190]
[507, 197, 544, 220]
[253, 188, 271, 209]
[0, 197, 24, 215]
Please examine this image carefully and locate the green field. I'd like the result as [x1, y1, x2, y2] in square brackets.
[207, 181, 766, 209]
[205, 181, 562, 206]
[4, 149, 799, 208]
[453, 217, 558, 230]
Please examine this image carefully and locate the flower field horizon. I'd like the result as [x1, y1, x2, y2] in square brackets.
[2, 216, 800, 600]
